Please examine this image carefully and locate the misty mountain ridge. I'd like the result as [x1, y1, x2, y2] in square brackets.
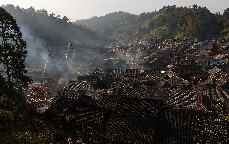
[76, 5, 228, 40]
[3, 4, 228, 46]
[2, 4, 110, 46]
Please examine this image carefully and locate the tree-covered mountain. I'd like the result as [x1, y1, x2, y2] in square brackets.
[76, 5, 228, 41]
[76, 11, 140, 40]
[2, 4, 110, 46]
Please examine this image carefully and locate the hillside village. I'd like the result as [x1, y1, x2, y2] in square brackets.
[0, 4, 228, 143]
[28, 36, 228, 143]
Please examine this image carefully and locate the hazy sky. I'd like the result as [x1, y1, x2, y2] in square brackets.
[0, 0, 228, 21]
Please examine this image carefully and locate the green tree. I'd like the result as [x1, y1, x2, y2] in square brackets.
[0, 7, 31, 91]
[223, 8, 229, 19]
[62, 16, 69, 22]
[150, 27, 168, 39]
[222, 8, 229, 38]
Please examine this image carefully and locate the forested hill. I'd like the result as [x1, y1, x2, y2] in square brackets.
[2, 4, 110, 46]
[76, 11, 139, 40]
[76, 5, 229, 41]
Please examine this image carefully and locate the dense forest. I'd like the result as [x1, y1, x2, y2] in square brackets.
[2, 4, 110, 46]
[76, 5, 229, 41]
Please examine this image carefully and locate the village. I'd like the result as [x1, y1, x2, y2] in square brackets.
[25, 36, 228, 117]
[0, 2, 228, 143]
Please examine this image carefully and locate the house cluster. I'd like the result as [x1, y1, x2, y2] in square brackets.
[179, 38, 229, 67]
[29, 36, 228, 143]
[102, 37, 228, 72]
[44, 65, 228, 143]
[25, 36, 228, 114]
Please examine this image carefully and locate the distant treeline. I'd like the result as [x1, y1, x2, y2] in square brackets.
[76, 5, 229, 41]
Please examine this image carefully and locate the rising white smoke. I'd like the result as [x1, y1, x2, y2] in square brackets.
[20, 25, 48, 71]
